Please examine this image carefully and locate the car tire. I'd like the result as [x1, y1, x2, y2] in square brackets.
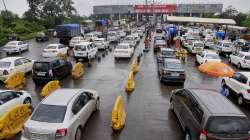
[228, 58, 231, 63]
[221, 80, 226, 87]
[237, 95, 244, 105]
[75, 127, 82, 140]
[237, 63, 242, 69]
[23, 97, 32, 104]
[95, 98, 100, 111]
[169, 100, 174, 111]
[185, 131, 191, 140]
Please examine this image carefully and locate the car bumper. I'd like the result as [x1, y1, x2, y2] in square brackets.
[3, 48, 19, 53]
[161, 75, 185, 83]
[42, 53, 58, 57]
[114, 53, 131, 58]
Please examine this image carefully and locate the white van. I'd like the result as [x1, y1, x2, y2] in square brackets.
[84, 33, 97, 42]
[73, 42, 97, 61]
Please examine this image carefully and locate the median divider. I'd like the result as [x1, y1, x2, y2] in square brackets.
[111, 96, 126, 131]
[131, 58, 139, 74]
[72, 62, 84, 80]
[125, 71, 135, 93]
[40, 80, 60, 97]
[4, 72, 26, 89]
[57, 52, 68, 60]
[0, 104, 31, 139]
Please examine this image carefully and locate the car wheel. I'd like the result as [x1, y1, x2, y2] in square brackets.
[169, 100, 174, 111]
[185, 131, 191, 140]
[228, 58, 231, 63]
[95, 98, 100, 111]
[237, 95, 244, 105]
[221, 80, 226, 87]
[75, 127, 82, 140]
[237, 63, 241, 69]
[23, 97, 32, 104]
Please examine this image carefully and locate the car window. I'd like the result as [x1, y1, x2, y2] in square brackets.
[232, 73, 247, 84]
[0, 91, 16, 105]
[31, 104, 67, 123]
[75, 45, 86, 51]
[20, 58, 31, 64]
[72, 94, 86, 114]
[192, 104, 204, 123]
[0, 62, 11, 68]
[51, 60, 60, 68]
[33, 62, 50, 72]
[15, 59, 23, 66]
[18, 42, 22, 45]
[165, 61, 183, 69]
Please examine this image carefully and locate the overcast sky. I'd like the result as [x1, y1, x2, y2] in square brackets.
[0, 0, 249, 17]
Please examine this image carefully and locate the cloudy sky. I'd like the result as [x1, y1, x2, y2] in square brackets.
[0, 0, 249, 17]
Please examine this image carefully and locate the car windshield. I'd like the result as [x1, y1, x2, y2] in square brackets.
[126, 37, 133, 40]
[0, 62, 11, 68]
[155, 36, 164, 40]
[206, 54, 220, 59]
[7, 42, 17, 46]
[165, 61, 183, 69]
[72, 37, 80, 41]
[117, 45, 129, 49]
[206, 117, 250, 134]
[156, 40, 166, 45]
[95, 40, 103, 43]
[162, 50, 175, 56]
[224, 43, 232, 47]
[194, 43, 203, 47]
[33, 62, 50, 72]
[31, 104, 67, 123]
[108, 32, 116, 36]
[75, 45, 86, 51]
[46, 45, 57, 49]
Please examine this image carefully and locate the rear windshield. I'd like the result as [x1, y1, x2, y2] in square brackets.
[165, 61, 183, 69]
[117, 45, 129, 49]
[31, 104, 67, 123]
[194, 43, 204, 47]
[33, 62, 50, 72]
[223, 43, 232, 47]
[46, 45, 57, 49]
[162, 50, 175, 56]
[75, 45, 86, 51]
[206, 117, 250, 134]
[0, 62, 11, 68]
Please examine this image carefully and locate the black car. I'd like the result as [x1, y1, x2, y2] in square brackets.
[170, 89, 250, 140]
[157, 48, 176, 62]
[158, 58, 185, 83]
[32, 58, 72, 85]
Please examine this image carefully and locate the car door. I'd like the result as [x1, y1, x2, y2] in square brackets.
[0, 91, 23, 116]
[51, 60, 63, 79]
[58, 59, 68, 77]
[227, 73, 242, 93]
[196, 53, 203, 64]
[234, 73, 248, 93]
[14, 59, 25, 73]
[230, 53, 237, 64]
[20, 58, 33, 73]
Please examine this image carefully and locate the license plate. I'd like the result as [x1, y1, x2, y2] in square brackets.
[78, 53, 83, 55]
[36, 72, 46, 76]
[31, 133, 49, 140]
[171, 73, 179, 76]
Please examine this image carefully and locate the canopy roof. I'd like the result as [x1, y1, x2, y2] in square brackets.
[167, 16, 236, 25]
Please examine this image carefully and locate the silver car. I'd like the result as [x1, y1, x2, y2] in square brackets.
[21, 88, 100, 140]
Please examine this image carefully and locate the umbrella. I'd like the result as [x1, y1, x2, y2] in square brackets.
[198, 62, 234, 77]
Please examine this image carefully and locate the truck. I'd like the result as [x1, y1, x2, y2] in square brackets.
[56, 24, 81, 45]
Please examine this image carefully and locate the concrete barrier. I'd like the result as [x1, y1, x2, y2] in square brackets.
[0, 104, 31, 139]
[125, 71, 135, 93]
[4, 72, 26, 89]
[131, 59, 139, 74]
[40, 80, 60, 97]
[72, 62, 84, 80]
[112, 96, 126, 131]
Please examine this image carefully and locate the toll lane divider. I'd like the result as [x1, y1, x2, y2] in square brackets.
[4, 72, 26, 90]
[112, 96, 126, 131]
[72, 62, 84, 80]
[40, 80, 60, 97]
[0, 104, 31, 139]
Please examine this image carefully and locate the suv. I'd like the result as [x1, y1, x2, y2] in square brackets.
[32, 58, 72, 85]
[222, 72, 250, 105]
[170, 88, 250, 140]
[215, 40, 234, 55]
[229, 51, 250, 69]
[157, 48, 176, 63]
[73, 42, 97, 61]
[21, 88, 100, 140]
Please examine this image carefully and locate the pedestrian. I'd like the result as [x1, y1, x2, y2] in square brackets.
[220, 85, 229, 97]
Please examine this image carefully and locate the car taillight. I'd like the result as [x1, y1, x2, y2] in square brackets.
[49, 69, 53, 77]
[55, 128, 67, 137]
[3, 70, 9, 75]
[199, 128, 207, 140]
[247, 89, 250, 94]
[52, 50, 58, 53]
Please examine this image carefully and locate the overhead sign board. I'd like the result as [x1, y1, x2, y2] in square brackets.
[134, 4, 177, 13]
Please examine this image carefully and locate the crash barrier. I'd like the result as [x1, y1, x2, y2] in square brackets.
[40, 80, 60, 97]
[176, 49, 187, 61]
[72, 62, 84, 80]
[57, 53, 68, 60]
[131, 58, 139, 74]
[112, 96, 126, 131]
[4, 72, 26, 89]
[0, 104, 31, 139]
[125, 71, 135, 93]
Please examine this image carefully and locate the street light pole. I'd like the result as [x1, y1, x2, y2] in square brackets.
[2, 0, 7, 11]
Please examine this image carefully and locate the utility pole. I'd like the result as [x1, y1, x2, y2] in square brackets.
[2, 0, 7, 11]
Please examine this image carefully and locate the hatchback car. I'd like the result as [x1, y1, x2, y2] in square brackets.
[196, 51, 221, 65]
[69, 36, 85, 48]
[94, 38, 109, 50]
[3, 41, 29, 54]
[187, 40, 204, 54]
[215, 40, 234, 55]
[42, 44, 68, 58]
[229, 51, 250, 69]
[21, 88, 100, 140]
[158, 58, 185, 83]
[170, 88, 250, 140]
[0, 90, 32, 117]
[157, 48, 176, 63]
[122, 35, 137, 47]
[114, 43, 134, 59]
[73, 42, 97, 61]
[32, 58, 72, 85]
[0, 57, 34, 81]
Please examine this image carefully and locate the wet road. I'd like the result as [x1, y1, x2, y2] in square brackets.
[11, 35, 250, 140]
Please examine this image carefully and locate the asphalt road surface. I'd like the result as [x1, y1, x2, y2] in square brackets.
[11, 36, 250, 140]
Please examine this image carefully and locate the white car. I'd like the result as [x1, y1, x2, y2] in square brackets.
[3, 41, 29, 54]
[222, 72, 250, 105]
[122, 35, 137, 47]
[187, 40, 204, 54]
[229, 51, 250, 69]
[69, 36, 85, 48]
[204, 36, 215, 49]
[73, 42, 97, 61]
[107, 31, 119, 43]
[84, 33, 97, 42]
[0, 57, 34, 81]
[94, 38, 109, 50]
[215, 40, 234, 55]
[183, 36, 195, 48]
[135, 29, 144, 38]
[0, 90, 32, 117]
[117, 30, 126, 39]
[21, 88, 99, 140]
[42, 44, 68, 58]
[114, 43, 134, 58]
[131, 33, 140, 43]
[196, 51, 221, 65]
